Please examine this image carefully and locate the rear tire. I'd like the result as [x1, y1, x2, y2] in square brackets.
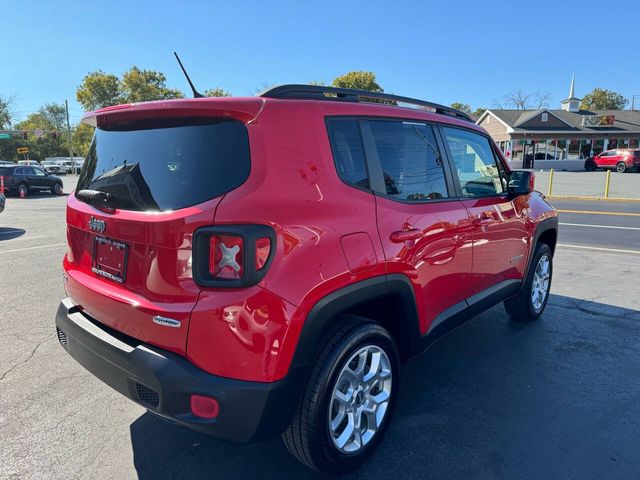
[282, 316, 400, 474]
[18, 183, 28, 198]
[584, 159, 596, 171]
[616, 162, 627, 173]
[504, 243, 553, 321]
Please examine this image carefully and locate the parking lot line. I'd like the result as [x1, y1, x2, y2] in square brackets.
[0, 243, 66, 254]
[559, 222, 640, 231]
[557, 243, 640, 255]
[557, 209, 640, 217]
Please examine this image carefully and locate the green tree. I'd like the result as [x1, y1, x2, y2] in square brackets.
[472, 107, 486, 119]
[120, 67, 184, 103]
[0, 94, 15, 129]
[14, 104, 69, 161]
[77, 67, 184, 111]
[72, 122, 95, 157]
[76, 71, 121, 110]
[450, 103, 472, 115]
[332, 71, 383, 92]
[580, 88, 628, 110]
[204, 87, 232, 97]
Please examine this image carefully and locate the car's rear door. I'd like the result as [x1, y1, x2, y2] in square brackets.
[440, 126, 530, 301]
[359, 118, 473, 335]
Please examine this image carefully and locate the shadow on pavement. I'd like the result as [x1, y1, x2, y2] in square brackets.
[130, 294, 640, 480]
[0, 227, 26, 241]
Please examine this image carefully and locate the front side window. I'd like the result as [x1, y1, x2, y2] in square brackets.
[326, 118, 369, 190]
[369, 120, 448, 201]
[32, 168, 46, 176]
[442, 127, 506, 197]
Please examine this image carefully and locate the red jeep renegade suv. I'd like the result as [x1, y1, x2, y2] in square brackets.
[55, 85, 558, 473]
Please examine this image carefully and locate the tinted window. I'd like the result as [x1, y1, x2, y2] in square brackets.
[369, 120, 447, 201]
[326, 118, 369, 190]
[0, 167, 11, 176]
[442, 127, 506, 197]
[14, 167, 25, 175]
[76, 118, 250, 211]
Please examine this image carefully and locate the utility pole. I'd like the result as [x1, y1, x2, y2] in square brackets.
[65, 100, 75, 174]
[632, 95, 640, 111]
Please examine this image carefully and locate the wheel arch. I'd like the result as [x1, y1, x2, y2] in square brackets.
[523, 216, 558, 281]
[289, 274, 422, 372]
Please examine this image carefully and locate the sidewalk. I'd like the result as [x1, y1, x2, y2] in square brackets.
[533, 171, 639, 200]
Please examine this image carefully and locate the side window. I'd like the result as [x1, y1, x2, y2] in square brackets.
[442, 127, 505, 197]
[33, 168, 46, 176]
[326, 118, 369, 190]
[368, 120, 448, 201]
[15, 167, 24, 175]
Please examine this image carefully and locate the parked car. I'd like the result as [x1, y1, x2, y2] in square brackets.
[0, 192, 5, 213]
[585, 149, 640, 173]
[56, 159, 84, 174]
[54, 86, 558, 473]
[0, 165, 64, 196]
[0, 160, 14, 165]
[41, 160, 62, 175]
[17, 159, 40, 166]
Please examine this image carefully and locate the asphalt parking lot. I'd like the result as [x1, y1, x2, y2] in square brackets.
[1, 184, 639, 479]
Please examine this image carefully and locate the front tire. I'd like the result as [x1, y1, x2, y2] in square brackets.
[504, 243, 553, 321]
[282, 317, 399, 474]
[52, 183, 63, 195]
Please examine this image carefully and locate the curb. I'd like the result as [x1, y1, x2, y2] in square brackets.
[546, 195, 640, 203]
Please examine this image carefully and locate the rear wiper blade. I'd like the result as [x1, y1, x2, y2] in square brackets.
[76, 189, 117, 206]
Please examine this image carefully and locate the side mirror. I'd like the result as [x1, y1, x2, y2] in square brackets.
[508, 170, 535, 195]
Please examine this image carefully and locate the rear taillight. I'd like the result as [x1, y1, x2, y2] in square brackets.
[209, 235, 244, 280]
[193, 225, 275, 287]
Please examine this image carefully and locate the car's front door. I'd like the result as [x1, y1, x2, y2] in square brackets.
[440, 126, 530, 299]
[30, 167, 50, 189]
[361, 118, 473, 335]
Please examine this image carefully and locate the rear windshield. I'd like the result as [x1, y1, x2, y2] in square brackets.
[76, 118, 250, 211]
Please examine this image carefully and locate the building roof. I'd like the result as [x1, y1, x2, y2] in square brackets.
[479, 108, 640, 134]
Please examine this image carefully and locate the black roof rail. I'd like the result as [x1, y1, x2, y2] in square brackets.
[259, 84, 474, 122]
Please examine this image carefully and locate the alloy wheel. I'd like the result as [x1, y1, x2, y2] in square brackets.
[328, 345, 392, 454]
[531, 255, 551, 311]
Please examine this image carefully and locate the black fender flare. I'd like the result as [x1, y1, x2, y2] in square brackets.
[288, 274, 422, 371]
[523, 216, 559, 282]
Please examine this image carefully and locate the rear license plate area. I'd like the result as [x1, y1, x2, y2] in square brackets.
[92, 237, 128, 283]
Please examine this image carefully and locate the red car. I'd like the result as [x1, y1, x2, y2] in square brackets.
[55, 85, 558, 473]
[585, 149, 640, 172]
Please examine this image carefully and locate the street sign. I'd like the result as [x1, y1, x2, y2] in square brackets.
[0, 133, 10, 139]
[17, 147, 29, 154]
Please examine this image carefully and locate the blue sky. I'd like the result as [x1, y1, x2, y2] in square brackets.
[3, 0, 639, 124]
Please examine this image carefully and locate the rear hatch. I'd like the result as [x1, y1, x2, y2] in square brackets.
[64, 101, 258, 355]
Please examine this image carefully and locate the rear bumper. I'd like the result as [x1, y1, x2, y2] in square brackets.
[55, 298, 305, 444]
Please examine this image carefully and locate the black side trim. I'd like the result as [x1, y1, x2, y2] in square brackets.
[467, 279, 520, 317]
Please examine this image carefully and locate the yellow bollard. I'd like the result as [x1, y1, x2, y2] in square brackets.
[604, 170, 611, 198]
[547, 169, 554, 196]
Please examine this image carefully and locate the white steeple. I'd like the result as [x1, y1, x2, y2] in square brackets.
[561, 74, 581, 112]
[568, 74, 575, 99]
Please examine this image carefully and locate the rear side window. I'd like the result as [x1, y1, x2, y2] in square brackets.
[76, 118, 250, 211]
[442, 127, 506, 197]
[326, 118, 369, 190]
[0, 167, 11, 177]
[369, 120, 448, 201]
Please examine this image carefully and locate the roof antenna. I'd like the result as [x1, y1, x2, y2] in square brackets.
[173, 51, 204, 98]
